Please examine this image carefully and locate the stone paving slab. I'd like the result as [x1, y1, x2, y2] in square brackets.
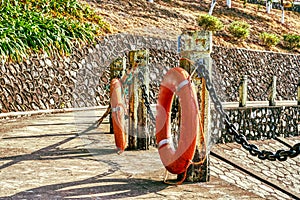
[0, 109, 299, 199]
[211, 140, 300, 200]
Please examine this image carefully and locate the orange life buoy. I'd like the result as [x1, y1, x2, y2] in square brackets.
[110, 78, 126, 153]
[156, 67, 199, 174]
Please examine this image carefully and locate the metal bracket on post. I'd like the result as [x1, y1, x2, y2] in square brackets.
[177, 30, 212, 182]
[239, 75, 248, 107]
[268, 76, 277, 106]
[128, 50, 150, 150]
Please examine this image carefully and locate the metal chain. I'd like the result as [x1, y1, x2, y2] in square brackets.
[137, 70, 156, 135]
[195, 61, 300, 161]
[171, 96, 180, 149]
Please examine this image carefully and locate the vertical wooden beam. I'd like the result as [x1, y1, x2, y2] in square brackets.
[297, 79, 300, 106]
[268, 76, 277, 106]
[239, 75, 248, 107]
[109, 57, 126, 134]
[128, 50, 150, 150]
[137, 50, 150, 150]
[177, 30, 212, 182]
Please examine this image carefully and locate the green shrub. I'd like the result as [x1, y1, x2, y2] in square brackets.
[259, 32, 280, 47]
[283, 34, 300, 49]
[197, 14, 224, 32]
[0, 0, 111, 62]
[227, 21, 250, 40]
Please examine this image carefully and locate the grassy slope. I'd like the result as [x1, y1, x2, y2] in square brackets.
[87, 0, 300, 53]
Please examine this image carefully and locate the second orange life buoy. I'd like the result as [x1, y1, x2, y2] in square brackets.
[156, 67, 199, 174]
[110, 78, 126, 153]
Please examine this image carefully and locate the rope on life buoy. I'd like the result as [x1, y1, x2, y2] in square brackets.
[110, 78, 127, 154]
[156, 67, 200, 176]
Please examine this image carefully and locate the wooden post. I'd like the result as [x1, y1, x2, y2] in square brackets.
[268, 76, 277, 106]
[128, 50, 150, 150]
[239, 75, 248, 107]
[177, 30, 212, 182]
[297, 79, 300, 106]
[110, 57, 126, 80]
[109, 57, 126, 133]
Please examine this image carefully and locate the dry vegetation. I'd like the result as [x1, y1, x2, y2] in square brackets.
[86, 0, 300, 53]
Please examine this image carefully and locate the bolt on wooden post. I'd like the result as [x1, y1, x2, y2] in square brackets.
[177, 30, 212, 182]
[128, 50, 150, 150]
[109, 57, 126, 133]
[268, 76, 277, 106]
[239, 75, 248, 107]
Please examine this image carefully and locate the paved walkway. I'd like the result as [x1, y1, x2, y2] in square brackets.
[0, 109, 299, 199]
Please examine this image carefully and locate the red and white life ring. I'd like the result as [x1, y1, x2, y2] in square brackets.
[110, 78, 126, 153]
[156, 67, 199, 174]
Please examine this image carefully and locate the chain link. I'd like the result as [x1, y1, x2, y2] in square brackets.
[137, 70, 156, 140]
[195, 60, 300, 161]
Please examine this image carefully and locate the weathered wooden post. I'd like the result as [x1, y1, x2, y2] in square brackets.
[128, 50, 150, 150]
[239, 75, 248, 107]
[97, 57, 126, 128]
[268, 76, 277, 106]
[103, 57, 126, 133]
[177, 30, 212, 182]
[297, 79, 300, 106]
[110, 57, 126, 80]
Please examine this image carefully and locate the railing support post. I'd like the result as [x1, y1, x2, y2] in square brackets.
[239, 75, 248, 107]
[128, 50, 150, 150]
[268, 76, 277, 106]
[177, 30, 212, 182]
[297, 78, 300, 106]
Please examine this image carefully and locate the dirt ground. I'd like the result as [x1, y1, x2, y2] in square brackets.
[85, 0, 300, 53]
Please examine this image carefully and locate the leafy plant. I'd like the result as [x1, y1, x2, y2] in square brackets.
[283, 34, 300, 49]
[227, 21, 250, 40]
[0, 0, 111, 62]
[259, 32, 280, 47]
[197, 14, 224, 32]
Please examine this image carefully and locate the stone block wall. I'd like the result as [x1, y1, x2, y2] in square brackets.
[0, 33, 299, 114]
[211, 46, 300, 102]
[0, 34, 178, 113]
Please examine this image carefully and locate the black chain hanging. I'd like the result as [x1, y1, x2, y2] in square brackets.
[195, 61, 300, 161]
[137, 70, 156, 145]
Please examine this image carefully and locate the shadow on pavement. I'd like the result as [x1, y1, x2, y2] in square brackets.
[0, 121, 114, 170]
[1, 175, 168, 199]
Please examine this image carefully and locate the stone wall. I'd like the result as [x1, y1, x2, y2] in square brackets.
[0, 34, 177, 113]
[0, 33, 299, 114]
[211, 46, 300, 102]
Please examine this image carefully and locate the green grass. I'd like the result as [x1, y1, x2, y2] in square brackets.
[0, 0, 111, 62]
